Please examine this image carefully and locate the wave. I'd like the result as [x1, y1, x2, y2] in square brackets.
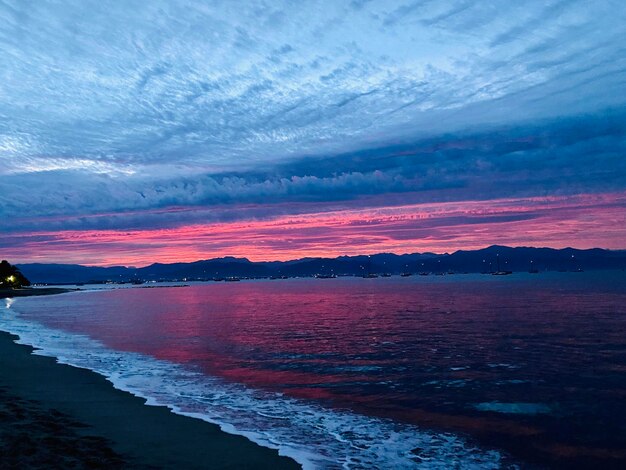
[1, 298, 510, 469]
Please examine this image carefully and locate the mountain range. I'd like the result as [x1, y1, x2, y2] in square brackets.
[15, 246, 626, 284]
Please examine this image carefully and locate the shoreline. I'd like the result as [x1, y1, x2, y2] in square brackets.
[0, 287, 76, 298]
[0, 294, 299, 469]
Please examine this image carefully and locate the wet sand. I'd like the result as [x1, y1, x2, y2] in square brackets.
[0, 287, 75, 298]
[0, 293, 300, 469]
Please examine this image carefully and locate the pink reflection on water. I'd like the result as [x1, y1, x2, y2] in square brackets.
[16, 276, 626, 401]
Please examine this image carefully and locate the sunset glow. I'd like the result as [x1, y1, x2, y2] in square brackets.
[4, 193, 625, 266]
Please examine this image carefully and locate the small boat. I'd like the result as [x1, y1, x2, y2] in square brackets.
[400, 272, 412, 277]
[225, 277, 240, 282]
[492, 255, 512, 275]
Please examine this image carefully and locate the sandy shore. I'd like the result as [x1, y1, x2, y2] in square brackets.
[0, 287, 75, 298]
[0, 297, 299, 469]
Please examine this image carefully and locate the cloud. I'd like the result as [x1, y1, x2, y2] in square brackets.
[2, 110, 624, 234]
[3, 193, 625, 266]
[1, 0, 625, 172]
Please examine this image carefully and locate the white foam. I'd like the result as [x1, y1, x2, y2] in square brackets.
[1, 300, 512, 469]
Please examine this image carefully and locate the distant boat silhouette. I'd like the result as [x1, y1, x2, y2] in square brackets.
[492, 254, 512, 276]
[315, 273, 336, 279]
[400, 272, 412, 277]
[225, 277, 240, 282]
[362, 257, 378, 278]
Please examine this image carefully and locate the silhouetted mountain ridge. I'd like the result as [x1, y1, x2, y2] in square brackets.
[16, 246, 626, 284]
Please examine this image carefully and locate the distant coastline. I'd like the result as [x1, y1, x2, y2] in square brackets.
[16, 245, 626, 285]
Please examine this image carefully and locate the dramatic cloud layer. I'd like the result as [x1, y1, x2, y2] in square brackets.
[1, 1, 625, 264]
[4, 194, 625, 266]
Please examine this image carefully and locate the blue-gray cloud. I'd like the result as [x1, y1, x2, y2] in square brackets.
[2, 110, 625, 233]
[1, 0, 625, 234]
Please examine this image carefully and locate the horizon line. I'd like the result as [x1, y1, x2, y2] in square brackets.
[11, 244, 626, 269]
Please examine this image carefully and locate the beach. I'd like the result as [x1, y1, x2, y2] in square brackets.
[0, 288, 74, 298]
[0, 291, 299, 469]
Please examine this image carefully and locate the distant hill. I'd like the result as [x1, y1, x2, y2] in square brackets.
[0, 259, 31, 288]
[16, 246, 626, 284]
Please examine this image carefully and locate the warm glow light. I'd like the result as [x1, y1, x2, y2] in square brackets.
[3, 192, 626, 267]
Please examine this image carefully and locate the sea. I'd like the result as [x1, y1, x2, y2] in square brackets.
[2, 272, 626, 469]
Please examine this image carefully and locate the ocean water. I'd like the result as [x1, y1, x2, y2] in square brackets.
[2, 272, 626, 468]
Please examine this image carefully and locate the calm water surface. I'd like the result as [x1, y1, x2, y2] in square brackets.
[5, 272, 626, 468]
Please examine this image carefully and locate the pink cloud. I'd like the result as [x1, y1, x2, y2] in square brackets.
[5, 192, 626, 266]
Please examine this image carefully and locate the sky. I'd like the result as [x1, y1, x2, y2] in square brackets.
[1, 0, 625, 266]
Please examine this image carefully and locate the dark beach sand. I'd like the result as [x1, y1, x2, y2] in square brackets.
[0, 290, 300, 469]
[0, 287, 75, 298]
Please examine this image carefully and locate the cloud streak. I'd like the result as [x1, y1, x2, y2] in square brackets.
[3, 193, 625, 266]
[2, 0, 625, 169]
